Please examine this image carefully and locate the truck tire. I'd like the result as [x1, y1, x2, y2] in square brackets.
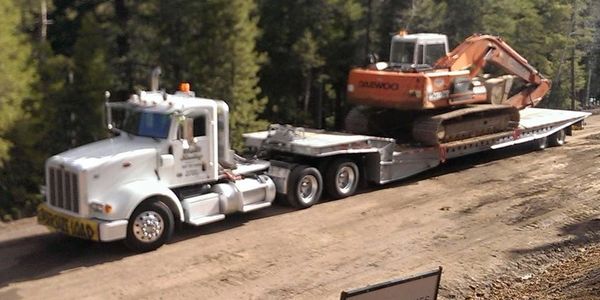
[534, 136, 548, 151]
[549, 129, 566, 147]
[286, 165, 323, 209]
[125, 200, 174, 252]
[325, 158, 359, 199]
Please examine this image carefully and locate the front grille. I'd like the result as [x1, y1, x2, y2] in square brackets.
[48, 167, 80, 213]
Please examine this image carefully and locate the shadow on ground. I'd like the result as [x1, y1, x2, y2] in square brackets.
[511, 217, 600, 256]
[0, 205, 295, 288]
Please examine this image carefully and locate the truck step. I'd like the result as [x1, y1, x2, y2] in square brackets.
[187, 214, 225, 226]
[242, 201, 272, 213]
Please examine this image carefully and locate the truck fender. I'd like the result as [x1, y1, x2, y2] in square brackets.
[103, 180, 184, 223]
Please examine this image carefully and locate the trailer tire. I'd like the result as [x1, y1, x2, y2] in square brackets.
[534, 136, 548, 151]
[549, 129, 566, 147]
[125, 200, 174, 252]
[286, 165, 323, 209]
[325, 158, 359, 199]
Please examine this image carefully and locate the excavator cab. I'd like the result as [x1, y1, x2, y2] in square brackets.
[389, 32, 449, 67]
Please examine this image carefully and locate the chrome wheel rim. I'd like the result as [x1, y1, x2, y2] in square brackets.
[133, 211, 164, 243]
[298, 175, 318, 204]
[336, 166, 356, 194]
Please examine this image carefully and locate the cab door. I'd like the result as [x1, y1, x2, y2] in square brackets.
[163, 108, 218, 187]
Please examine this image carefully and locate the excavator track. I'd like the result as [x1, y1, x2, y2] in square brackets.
[344, 105, 520, 145]
[412, 105, 520, 145]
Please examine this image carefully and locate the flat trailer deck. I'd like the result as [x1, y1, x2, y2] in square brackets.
[243, 108, 590, 205]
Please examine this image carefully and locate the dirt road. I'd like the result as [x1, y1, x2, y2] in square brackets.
[1, 115, 600, 300]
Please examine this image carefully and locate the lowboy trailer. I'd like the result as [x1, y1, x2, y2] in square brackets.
[244, 108, 590, 207]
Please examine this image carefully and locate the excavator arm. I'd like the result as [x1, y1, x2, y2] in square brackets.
[434, 34, 551, 109]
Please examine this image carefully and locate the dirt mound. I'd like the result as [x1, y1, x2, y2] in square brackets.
[462, 241, 600, 300]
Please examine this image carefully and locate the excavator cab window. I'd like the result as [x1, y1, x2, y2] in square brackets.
[390, 41, 415, 65]
[424, 43, 446, 65]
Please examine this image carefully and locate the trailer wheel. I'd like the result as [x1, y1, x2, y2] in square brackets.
[549, 129, 566, 147]
[125, 200, 174, 252]
[326, 158, 359, 199]
[287, 165, 323, 209]
[534, 136, 548, 151]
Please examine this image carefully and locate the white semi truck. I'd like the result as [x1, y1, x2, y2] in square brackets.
[38, 85, 590, 251]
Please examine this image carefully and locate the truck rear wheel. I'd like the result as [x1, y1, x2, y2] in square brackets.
[325, 158, 359, 199]
[125, 200, 174, 252]
[549, 129, 566, 146]
[286, 165, 323, 209]
[534, 136, 548, 151]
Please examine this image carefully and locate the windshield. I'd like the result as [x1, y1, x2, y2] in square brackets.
[118, 109, 171, 139]
[390, 41, 415, 64]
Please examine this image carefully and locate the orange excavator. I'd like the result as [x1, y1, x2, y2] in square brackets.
[346, 32, 551, 145]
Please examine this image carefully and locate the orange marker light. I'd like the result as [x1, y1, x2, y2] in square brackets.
[398, 30, 408, 36]
[179, 82, 191, 92]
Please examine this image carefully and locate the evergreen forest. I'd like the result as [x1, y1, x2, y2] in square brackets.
[0, 0, 599, 220]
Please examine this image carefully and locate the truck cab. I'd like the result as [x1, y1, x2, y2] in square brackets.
[38, 85, 276, 251]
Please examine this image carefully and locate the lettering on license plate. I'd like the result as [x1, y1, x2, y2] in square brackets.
[429, 90, 450, 101]
[38, 206, 99, 240]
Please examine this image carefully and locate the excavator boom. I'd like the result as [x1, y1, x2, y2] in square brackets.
[434, 34, 551, 108]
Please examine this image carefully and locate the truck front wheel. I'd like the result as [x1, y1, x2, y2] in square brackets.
[287, 165, 323, 209]
[125, 200, 174, 252]
[326, 158, 359, 199]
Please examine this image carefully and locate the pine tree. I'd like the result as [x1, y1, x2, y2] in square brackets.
[146, 0, 267, 150]
[258, 0, 364, 128]
[399, 0, 447, 34]
[371, 0, 411, 59]
[70, 13, 113, 144]
[443, 0, 484, 45]
[293, 30, 325, 115]
[0, 0, 35, 164]
[222, 0, 269, 150]
[0, 0, 37, 220]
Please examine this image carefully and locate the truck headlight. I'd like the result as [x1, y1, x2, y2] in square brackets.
[90, 202, 113, 214]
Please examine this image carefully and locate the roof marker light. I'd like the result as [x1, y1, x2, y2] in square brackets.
[179, 82, 191, 92]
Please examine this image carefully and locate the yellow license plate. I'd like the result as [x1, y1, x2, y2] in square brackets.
[37, 204, 99, 241]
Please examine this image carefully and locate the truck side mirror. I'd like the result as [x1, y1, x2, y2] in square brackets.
[179, 117, 194, 150]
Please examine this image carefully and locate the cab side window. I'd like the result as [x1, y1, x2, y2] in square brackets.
[193, 115, 206, 137]
[425, 43, 446, 65]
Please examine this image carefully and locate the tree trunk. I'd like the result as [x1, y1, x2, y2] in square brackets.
[303, 71, 312, 113]
[114, 0, 131, 90]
